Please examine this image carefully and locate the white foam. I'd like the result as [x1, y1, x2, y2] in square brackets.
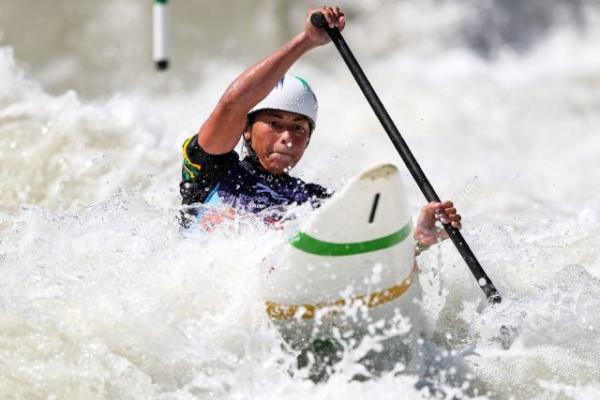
[2, 0, 600, 397]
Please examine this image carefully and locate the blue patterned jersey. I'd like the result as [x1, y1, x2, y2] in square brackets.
[180, 134, 330, 225]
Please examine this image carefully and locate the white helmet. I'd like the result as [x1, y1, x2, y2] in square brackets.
[250, 75, 318, 130]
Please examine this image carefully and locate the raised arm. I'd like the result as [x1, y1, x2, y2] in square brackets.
[198, 6, 345, 155]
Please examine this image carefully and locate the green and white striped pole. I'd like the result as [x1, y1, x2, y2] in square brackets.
[153, 0, 169, 70]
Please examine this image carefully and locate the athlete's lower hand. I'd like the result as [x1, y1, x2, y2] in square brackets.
[305, 6, 345, 47]
[414, 201, 462, 248]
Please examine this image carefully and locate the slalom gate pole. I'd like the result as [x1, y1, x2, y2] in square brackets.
[311, 12, 501, 304]
[153, 0, 169, 70]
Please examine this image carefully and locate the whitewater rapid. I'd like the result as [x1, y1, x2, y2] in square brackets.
[2, 1, 600, 398]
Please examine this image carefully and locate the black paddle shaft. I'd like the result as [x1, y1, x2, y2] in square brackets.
[311, 13, 501, 304]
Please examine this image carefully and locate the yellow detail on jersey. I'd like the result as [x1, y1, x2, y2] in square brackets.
[181, 136, 202, 179]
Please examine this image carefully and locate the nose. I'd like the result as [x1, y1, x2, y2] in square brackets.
[278, 129, 293, 146]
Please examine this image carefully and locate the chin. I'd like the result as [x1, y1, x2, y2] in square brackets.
[269, 165, 289, 175]
[264, 157, 296, 174]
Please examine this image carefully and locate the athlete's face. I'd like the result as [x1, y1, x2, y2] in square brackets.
[244, 110, 312, 175]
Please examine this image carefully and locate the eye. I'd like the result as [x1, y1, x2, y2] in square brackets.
[269, 120, 282, 129]
[293, 125, 307, 134]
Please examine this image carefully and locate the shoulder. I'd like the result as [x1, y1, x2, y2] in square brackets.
[180, 134, 242, 205]
[183, 134, 239, 165]
[182, 134, 239, 178]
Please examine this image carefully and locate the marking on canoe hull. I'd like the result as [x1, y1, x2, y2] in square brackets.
[368, 193, 380, 223]
[288, 221, 412, 256]
[266, 265, 418, 320]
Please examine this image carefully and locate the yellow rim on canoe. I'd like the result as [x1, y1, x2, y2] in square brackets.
[265, 265, 418, 320]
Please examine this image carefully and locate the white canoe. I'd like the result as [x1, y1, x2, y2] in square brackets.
[261, 163, 422, 342]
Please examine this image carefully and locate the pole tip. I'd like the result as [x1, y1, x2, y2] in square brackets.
[155, 60, 169, 71]
[488, 293, 502, 305]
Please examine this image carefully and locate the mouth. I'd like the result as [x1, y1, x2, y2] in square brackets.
[270, 151, 293, 159]
[268, 152, 296, 170]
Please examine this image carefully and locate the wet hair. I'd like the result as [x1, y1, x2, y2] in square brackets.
[248, 109, 315, 134]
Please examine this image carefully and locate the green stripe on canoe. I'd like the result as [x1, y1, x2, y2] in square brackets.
[155, 0, 168, 4]
[289, 222, 412, 256]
